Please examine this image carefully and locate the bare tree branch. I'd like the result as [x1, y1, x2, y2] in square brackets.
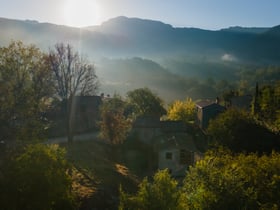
[47, 43, 99, 142]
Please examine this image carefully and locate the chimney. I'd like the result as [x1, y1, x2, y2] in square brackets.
[215, 97, 220, 104]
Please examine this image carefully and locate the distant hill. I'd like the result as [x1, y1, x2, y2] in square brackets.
[265, 25, 280, 37]
[221, 26, 270, 34]
[1, 16, 280, 63]
[1, 16, 280, 101]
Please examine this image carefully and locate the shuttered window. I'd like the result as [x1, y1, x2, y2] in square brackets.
[180, 149, 192, 165]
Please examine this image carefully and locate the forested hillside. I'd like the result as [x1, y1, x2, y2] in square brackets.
[1, 16, 280, 101]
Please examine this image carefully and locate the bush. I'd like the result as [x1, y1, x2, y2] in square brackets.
[182, 149, 280, 210]
[207, 108, 280, 153]
[119, 169, 182, 210]
[0, 144, 76, 210]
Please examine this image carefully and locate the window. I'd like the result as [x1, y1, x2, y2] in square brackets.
[180, 149, 192, 165]
[165, 152, 173, 160]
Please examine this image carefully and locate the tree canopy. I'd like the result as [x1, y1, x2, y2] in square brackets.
[119, 169, 182, 210]
[207, 108, 280, 153]
[0, 144, 76, 210]
[167, 98, 196, 123]
[0, 41, 53, 143]
[182, 149, 280, 210]
[99, 95, 131, 144]
[47, 43, 99, 100]
[254, 82, 280, 132]
[126, 87, 166, 118]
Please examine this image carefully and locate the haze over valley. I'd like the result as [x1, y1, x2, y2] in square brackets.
[1, 16, 280, 101]
[1, 1, 280, 209]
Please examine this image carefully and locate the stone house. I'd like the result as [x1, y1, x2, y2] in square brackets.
[72, 96, 102, 133]
[131, 116, 162, 144]
[155, 133, 202, 177]
[48, 95, 102, 136]
[131, 116, 202, 176]
[196, 100, 226, 130]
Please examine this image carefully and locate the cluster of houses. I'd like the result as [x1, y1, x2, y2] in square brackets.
[53, 94, 252, 177]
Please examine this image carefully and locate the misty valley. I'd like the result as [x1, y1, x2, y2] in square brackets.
[0, 16, 280, 210]
[1, 16, 280, 102]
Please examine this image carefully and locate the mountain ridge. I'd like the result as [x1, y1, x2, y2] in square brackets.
[1, 15, 280, 63]
[1, 16, 280, 101]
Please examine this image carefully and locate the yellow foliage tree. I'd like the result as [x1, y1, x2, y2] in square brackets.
[167, 98, 196, 123]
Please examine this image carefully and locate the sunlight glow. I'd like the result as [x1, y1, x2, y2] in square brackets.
[62, 0, 100, 27]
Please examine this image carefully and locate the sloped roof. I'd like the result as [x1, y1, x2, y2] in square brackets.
[154, 133, 197, 152]
[160, 120, 186, 133]
[196, 100, 225, 110]
[196, 100, 215, 108]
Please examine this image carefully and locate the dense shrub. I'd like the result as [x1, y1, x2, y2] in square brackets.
[207, 108, 280, 153]
[182, 149, 280, 210]
[0, 144, 76, 210]
[119, 169, 182, 210]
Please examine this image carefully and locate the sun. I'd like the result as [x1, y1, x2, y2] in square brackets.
[62, 0, 100, 27]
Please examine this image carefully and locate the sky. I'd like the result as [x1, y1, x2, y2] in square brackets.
[0, 0, 280, 30]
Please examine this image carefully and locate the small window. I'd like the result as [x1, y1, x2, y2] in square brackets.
[166, 152, 173, 160]
[180, 149, 192, 165]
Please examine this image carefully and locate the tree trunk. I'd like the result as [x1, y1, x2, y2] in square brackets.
[66, 97, 74, 143]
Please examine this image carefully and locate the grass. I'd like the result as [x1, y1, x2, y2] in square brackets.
[60, 139, 140, 209]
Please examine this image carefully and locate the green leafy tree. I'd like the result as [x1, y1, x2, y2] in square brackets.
[127, 87, 166, 118]
[207, 108, 279, 153]
[119, 169, 183, 210]
[0, 41, 53, 143]
[182, 149, 280, 210]
[47, 43, 99, 143]
[99, 95, 131, 144]
[0, 144, 76, 210]
[167, 98, 196, 123]
[254, 83, 280, 131]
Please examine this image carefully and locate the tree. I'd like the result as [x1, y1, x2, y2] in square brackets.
[0, 41, 53, 143]
[207, 108, 279, 153]
[99, 95, 131, 144]
[119, 169, 183, 210]
[126, 88, 166, 118]
[0, 144, 76, 210]
[254, 83, 280, 131]
[47, 43, 99, 142]
[182, 149, 280, 210]
[167, 98, 196, 123]
[222, 90, 238, 107]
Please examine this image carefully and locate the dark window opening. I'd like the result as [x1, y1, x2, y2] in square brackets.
[166, 152, 173, 160]
[180, 149, 192, 165]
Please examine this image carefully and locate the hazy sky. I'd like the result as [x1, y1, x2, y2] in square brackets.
[0, 0, 279, 29]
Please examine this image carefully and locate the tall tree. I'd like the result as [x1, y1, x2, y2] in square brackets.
[252, 82, 280, 132]
[0, 41, 53, 143]
[127, 88, 166, 118]
[99, 95, 131, 144]
[47, 43, 99, 142]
